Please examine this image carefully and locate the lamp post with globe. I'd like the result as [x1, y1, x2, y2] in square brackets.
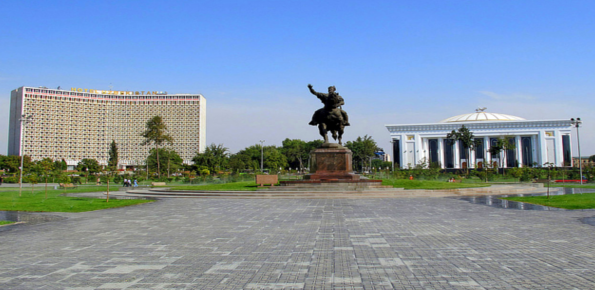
[570, 118, 583, 185]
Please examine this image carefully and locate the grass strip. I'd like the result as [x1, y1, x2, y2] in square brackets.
[173, 179, 492, 191]
[0, 221, 16, 226]
[502, 193, 595, 210]
[172, 181, 259, 191]
[545, 183, 595, 189]
[0, 186, 153, 213]
[381, 179, 491, 190]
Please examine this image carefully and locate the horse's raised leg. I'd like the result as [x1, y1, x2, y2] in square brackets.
[318, 124, 329, 143]
[331, 130, 338, 141]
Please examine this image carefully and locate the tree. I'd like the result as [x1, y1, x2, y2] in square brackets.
[140, 116, 173, 178]
[28, 162, 43, 194]
[345, 135, 378, 171]
[146, 148, 183, 178]
[38, 158, 55, 198]
[193, 144, 230, 174]
[264, 146, 288, 172]
[108, 140, 119, 172]
[53, 159, 67, 171]
[228, 153, 254, 172]
[77, 158, 101, 183]
[489, 137, 516, 176]
[0, 155, 30, 174]
[446, 125, 477, 175]
[228, 144, 288, 173]
[230, 146, 261, 172]
[281, 139, 308, 172]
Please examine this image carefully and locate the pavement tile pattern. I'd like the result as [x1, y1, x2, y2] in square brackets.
[1, 197, 595, 289]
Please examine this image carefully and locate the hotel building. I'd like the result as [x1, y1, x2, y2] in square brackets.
[8, 86, 206, 168]
[386, 109, 575, 169]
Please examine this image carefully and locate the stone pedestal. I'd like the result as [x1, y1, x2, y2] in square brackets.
[304, 143, 360, 181]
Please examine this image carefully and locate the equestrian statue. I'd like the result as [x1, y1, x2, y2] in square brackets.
[308, 84, 350, 145]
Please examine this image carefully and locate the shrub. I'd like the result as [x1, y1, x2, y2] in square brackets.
[114, 175, 126, 184]
[2, 176, 18, 183]
[71, 176, 82, 184]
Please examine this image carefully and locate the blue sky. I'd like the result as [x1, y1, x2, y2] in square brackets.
[2, 0, 594, 155]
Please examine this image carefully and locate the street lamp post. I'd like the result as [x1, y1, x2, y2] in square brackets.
[19, 114, 33, 197]
[570, 118, 583, 185]
[259, 140, 265, 173]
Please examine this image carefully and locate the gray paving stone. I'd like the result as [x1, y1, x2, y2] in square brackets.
[1, 197, 594, 289]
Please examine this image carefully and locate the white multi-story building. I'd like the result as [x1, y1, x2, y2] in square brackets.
[386, 109, 574, 169]
[9, 86, 206, 168]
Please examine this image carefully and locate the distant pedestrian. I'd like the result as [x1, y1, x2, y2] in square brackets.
[409, 175, 413, 180]
[134, 179, 138, 187]
[123, 178, 128, 187]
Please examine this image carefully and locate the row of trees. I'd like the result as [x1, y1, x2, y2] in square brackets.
[190, 135, 386, 175]
[2, 114, 388, 180]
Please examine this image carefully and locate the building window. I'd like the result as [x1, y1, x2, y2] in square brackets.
[490, 138, 499, 158]
[392, 140, 400, 168]
[521, 137, 533, 167]
[475, 138, 484, 159]
[562, 135, 571, 166]
[428, 139, 439, 167]
[443, 139, 454, 169]
[506, 138, 516, 168]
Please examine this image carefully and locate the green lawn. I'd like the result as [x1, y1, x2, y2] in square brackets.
[381, 179, 491, 190]
[545, 183, 595, 189]
[171, 179, 492, 191]
[502, 193, 595, 209]
[172, 181, 259, 191]
[0, 185, 153, 212]
[0, 221, 16, 226]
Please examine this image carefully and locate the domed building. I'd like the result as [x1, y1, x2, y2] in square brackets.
[385, 108, 574, 169]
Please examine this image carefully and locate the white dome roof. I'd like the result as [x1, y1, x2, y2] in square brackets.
[440, 112, 526, 123]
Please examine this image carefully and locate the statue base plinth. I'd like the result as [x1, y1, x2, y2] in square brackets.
[304, 143, 360, 181]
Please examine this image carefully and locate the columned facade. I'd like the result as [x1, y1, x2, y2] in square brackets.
[385, 111, 573, 169]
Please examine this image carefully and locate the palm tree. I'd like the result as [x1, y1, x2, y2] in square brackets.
[489, 137, 515, 176]
[446, 125, 477, 175]
[193, 144, 229, 174]
[141, 116, 173, 179]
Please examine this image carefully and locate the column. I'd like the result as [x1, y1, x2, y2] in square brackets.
[515, 135, 522, 168]
[454, 140, 460, 169]
[438, 137, 444, 169]
[484, 136, 490, 167]
[532, 135, 538, 167]
[554, 130, 563, 166]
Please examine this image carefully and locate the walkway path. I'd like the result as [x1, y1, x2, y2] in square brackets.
[1, 195, 594, 289]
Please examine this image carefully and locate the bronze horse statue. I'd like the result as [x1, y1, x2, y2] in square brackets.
[308, 84, 350, 145]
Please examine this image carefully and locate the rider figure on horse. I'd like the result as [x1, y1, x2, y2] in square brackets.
[308, 84, 350, 126]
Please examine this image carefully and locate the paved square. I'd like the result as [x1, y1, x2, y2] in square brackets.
[1, 197, 594, 289]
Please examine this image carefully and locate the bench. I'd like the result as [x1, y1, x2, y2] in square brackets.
[59, 183, 78, 189]
[256, 175, 278, 187]
[554, 179, 588, 183]
[151, 182, 167, 187]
